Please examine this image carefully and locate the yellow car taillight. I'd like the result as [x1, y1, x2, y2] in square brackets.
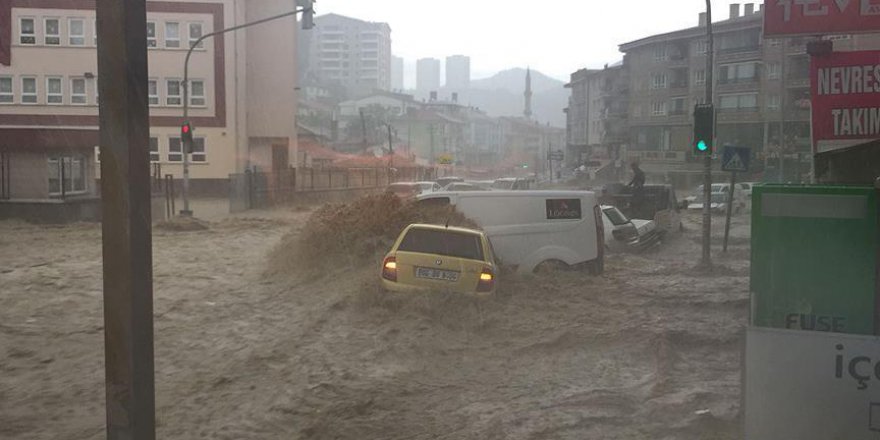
[382, 256, 397, 281]
[476, 268, 494, 292]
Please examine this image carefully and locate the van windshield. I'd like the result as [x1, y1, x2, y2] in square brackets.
[398, 228, 485, 261]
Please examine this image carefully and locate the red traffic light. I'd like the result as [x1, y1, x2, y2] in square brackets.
[181, 124, 190, 134]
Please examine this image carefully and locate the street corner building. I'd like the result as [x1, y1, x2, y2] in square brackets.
[0, 0, 299, 222]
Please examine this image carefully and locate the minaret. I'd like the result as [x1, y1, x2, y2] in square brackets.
[524, 67, 533, 119]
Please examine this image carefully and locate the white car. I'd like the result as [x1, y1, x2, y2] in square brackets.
[601, 205, 661, 251]
[687, 188, 747, 214]
[685, 183, 747, 212]
[416, 181, 443, 194]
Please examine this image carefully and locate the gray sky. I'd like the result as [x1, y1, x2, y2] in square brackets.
[317, 0, 744, 85]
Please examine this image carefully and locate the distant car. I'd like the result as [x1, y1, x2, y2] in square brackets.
[435, 176, 464, 188]
[491, 177, 532, 190]
[600, 205, 661, 251]
[381, 223, 497, 294]
[417, 181, 443, 194]
[443, 182, 484, 191]
[738, 182, 758, 199]
[385, 182, 423, 200]
[687, 188, 747, 214]
[684, 183, 747, 208]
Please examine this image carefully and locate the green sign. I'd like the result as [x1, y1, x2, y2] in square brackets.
[750, 185, 879, 335]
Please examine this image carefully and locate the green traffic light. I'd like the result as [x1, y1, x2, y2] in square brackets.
[697, 140, 708, 152]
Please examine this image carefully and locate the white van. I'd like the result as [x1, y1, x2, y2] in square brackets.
[416, 191, 604, 274]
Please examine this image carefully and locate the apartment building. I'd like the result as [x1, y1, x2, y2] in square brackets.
[416, 57, 441, 98]
[445, 55, 470, 90]
[563, 2, 880, 185]
[564, 63, 629, 168]
[300, 13, 392, 99]
[391, 55, 404, 91]
[0, 0, 298, 220]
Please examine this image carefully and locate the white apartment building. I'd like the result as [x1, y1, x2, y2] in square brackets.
[416, 57, 440, 97]
[0, 0, 298, 220]
[301, 13, 392, 98]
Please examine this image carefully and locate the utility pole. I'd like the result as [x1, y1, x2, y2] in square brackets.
[701, 0, 714, 268]
[96, 0, 155, 437]
[180, 4, 313, 215]
[360, 109, 368, 155]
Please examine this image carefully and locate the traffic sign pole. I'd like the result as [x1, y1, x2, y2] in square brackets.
[723, 171, 736, 252]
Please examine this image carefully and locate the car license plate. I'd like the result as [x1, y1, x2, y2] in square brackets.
[415, 267, 459, 282]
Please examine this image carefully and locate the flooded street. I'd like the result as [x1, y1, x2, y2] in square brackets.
[1, 207, 749, 440]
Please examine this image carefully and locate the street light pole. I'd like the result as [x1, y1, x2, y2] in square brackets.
[180, 6, 310, 216]
[701, 0, 714, 268]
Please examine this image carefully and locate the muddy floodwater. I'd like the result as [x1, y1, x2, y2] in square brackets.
[0, 205, 750, 440]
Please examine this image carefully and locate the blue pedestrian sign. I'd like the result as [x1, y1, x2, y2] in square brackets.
[722, 145, 751, 172]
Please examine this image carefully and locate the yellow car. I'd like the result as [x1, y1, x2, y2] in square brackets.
[381, 224, 497, 294]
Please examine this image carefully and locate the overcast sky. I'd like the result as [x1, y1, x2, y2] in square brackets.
[317, 0, 747, 85]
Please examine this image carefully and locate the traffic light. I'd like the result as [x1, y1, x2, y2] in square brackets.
[181, 121, 193, 153]
[693, 104, 714, 155]
[298, 0, 315, 30]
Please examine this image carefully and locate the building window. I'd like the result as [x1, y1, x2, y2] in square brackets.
[166, 79, 181, 106]
[94, 76, 99, 104]
[768, 38, 782, 47]
[165, 22, 180, 48]
[46, 77, 63, 104]
[191, 138, 206, 162]
[189, 80, 205, 106]
[0, 77, 12, 103]
[189, 22, 203, 49]
[767, 94, 781, 111]
[48, 155, 87, 196]
[21, 77, 37, 104]
[670, 97, 687, 115]
[93, 19, 97, 46]
[19, 18, 36, 44]
[148, 79, 159, 106]
[44, 18, 60, 45]
[720, 93, 758, 111]
[71, 78, 86, 104]
[767, 62, 781, 80]
[149, 137, 159, 162]
[694, 39, 708, 55]
[652, 101, 667, 116]
[653, 45, 668, 62]
[650, 73, 667, 89]
[69, 18, 85, 45]
[146, 22, 157, 48]
[719, 62, 758, 84]
[168, 137, 183, 162]
[693, 69, 706, 86]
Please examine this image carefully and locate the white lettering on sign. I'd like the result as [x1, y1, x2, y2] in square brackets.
[831, 107, 880, 136]
[778, 0, 880, 20]
[817, 64, 880, 95]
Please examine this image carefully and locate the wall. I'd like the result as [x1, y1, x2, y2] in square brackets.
[9, 151, 47, 198]
[245, 0, 297, 168]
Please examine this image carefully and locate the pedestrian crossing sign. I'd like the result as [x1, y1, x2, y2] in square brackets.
[722, 145, 751, 172]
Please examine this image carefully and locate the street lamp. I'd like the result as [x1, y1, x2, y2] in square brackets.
[178, 2, 315, 216]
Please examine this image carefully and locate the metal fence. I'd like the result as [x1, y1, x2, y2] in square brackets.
[230, 166, 434, 210]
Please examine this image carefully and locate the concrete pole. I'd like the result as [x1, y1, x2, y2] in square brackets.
[701, 0, 714, 268]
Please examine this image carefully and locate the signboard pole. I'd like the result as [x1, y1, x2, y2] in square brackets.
[723, 171, 736, 252]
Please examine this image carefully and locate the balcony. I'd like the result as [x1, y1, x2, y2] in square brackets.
[785, 76, 810, 88]
[628, 150, 687, 163]
[717, 76, 759, 85]
[669, 80, 689, 91]
[716, 106, 759, 114]
[718, 45, 760, 55]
